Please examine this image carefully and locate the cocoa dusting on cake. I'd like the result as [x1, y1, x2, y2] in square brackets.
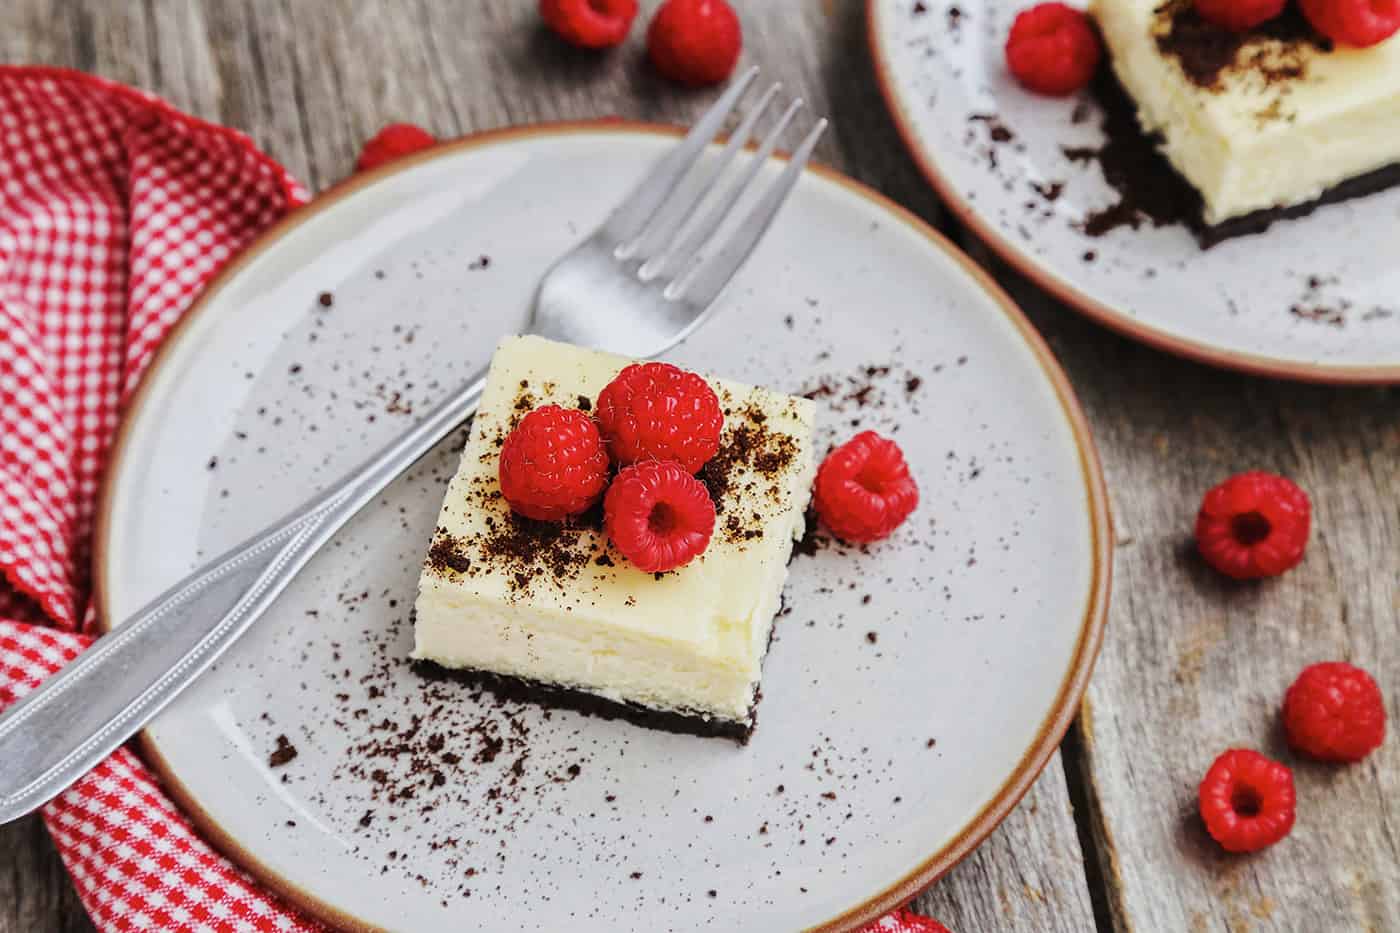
[1153, 0, 1330, 91]
[699, 400, 801, 545]
[427, 532, 472, 575]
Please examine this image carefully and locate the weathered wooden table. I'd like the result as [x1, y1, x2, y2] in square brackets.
[3, 2, 1396, 931]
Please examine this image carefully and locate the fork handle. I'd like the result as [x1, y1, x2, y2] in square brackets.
[0, 369, 488, 825]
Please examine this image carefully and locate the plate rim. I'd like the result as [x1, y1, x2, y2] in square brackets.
[93, 119, 1113, 933]
[865, 0, 1400, 385]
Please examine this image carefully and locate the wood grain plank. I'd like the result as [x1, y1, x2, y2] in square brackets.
[0, 2, 1098, 931]
[974, 236, 1400, 932]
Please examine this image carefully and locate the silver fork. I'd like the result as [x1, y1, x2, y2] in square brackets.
[0, 67, 826, 825]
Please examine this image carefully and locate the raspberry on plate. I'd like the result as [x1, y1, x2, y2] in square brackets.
[1198, 748, 1296, 853]
[604, 460, 716, 572]
[356, 123, 436, 173]
[858, 908, 953, 933]
[595, 362, 724, 473]
[499, 405, 610, 521]
[814, 431, 919, 544]
[1004, 3, 1103, 97]
[1194, 471, 1310, 580]
[1194, 0, 1286, 32]
[1283, 662, 1386, 763]
[539, 0, 639, 49]
[1299, 0, 1400, 48]
[647, 0, 743, 87]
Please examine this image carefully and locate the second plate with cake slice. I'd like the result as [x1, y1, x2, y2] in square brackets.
[870, 0, 1400, 381]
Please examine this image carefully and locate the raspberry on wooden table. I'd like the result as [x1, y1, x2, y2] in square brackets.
[1198, 749, 1296, 853]
[539, 0, 639, 49]
[1283, 662, 1387, 763]
[814, 431, 919, 544]
[647, 0, 743, 87]
[499, 405, 611, 522]
[595, 362, 724, 473]
[604, 460, 716, 573]
[1193, 0, 1286, 32]
[858, 908, 953, 933]
[1004, 3, 1103, 96]
[1299, 0, 1400, 48]
[356, 123, 437, 172]
[1194, 471, 1310, 580]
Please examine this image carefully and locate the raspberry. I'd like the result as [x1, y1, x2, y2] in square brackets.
[814, 431, 919, 544]
[1283, 662, 1386, 763]
[858, 908, 953, 933]
[1194, 0, 1286, 31]
[499, 406, 610, 522]
[539, 0, 638, 49]
[1300, 0, 1400, 48]
[1198, 749, 1296, 854]
[1004, 3, 1103, 96]
[356, 123, 436, 173]
[647, 0, 743, 87]
[604, 461, 716, 572]
[1195, 471, 1310, 580]
[595, 362, 724, 473]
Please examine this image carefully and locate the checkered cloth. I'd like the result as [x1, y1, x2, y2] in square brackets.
[0, 65, 930, 933]
[0, 65, 320, 932]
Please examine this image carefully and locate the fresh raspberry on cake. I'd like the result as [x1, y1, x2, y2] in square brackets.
[356, 123, 436, 172]
[540, 0, 639, 48]
[595, 362, 724, 473]
[604, 460, 716, 572]
[1300, 0, 1400, 48]
[647, 0, 743, 87]
[1198, 749, 1296, 853]
[858, 908, 953, 932]
[814, 431, 919, 543]
[1283, 662, 1386, 763]
[1195, 471, 1310, 580]
[1004, 3, 1103, 96]
[498, 405, 610, 521]
[1194, 0, 1286, 32]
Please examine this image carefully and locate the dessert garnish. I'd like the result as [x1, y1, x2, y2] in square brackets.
[498, 405, 610, 521]
[1299, 0, 1400, 47]
[1283, 661, 1387, 762]
[1198, 748, 1297, 852]
[647, 0, 744, 86]
[595, 361, 724, 472]
[1195, 470, 1310, 579]
[603, 460, 717, 572]
[1005, 2, 1104, 95]
[1193, 0, 1286, 32]
[814, 430, 920, 543]
[539, 0, 639, 49]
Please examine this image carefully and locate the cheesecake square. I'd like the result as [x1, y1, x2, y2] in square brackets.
[412, 336, 816, 741]
[1091, 0, 1400, 238]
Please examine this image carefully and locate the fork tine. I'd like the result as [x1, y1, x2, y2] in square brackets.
[668, 118, 829, 308]
[624, 82, 784, 264]
[600, 66, 760, 245]
[642, 96, 803, 282]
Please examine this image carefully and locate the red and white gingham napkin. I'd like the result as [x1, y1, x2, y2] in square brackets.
[0, 65, 937, 933]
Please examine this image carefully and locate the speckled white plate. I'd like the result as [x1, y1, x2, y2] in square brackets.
[96, 124, 1110, 932]
[868, 0, 1400, 382]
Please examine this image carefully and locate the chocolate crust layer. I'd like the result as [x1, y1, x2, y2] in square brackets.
[1195, 161, 1400, 248]
[412, 661, 756, 744]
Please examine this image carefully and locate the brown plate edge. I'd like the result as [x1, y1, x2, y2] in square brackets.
[91, 119, 1114, 933]
[863, 0, 1400, 386]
